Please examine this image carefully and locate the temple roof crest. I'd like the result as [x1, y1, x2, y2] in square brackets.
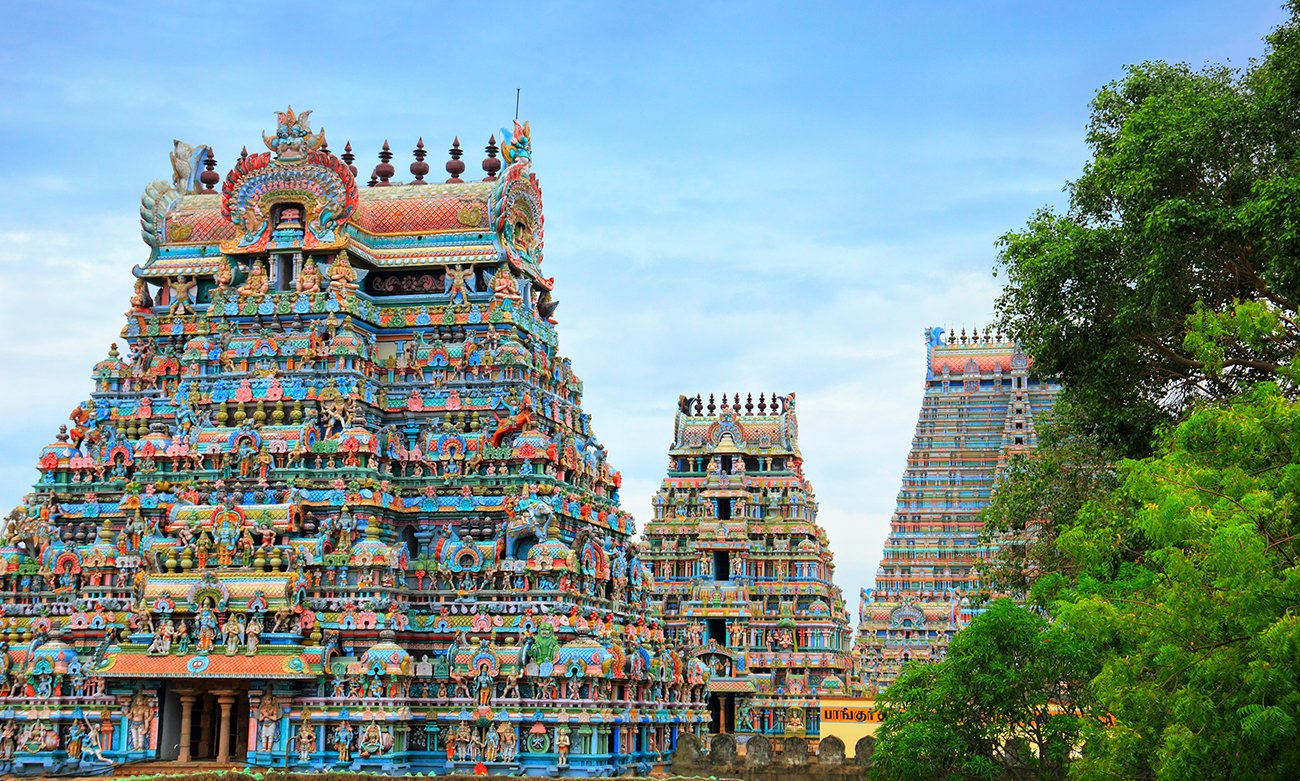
[263, 106, 323, 161]
[500, 119, 532, 165]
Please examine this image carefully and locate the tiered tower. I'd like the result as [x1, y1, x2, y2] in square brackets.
[855, 327, 1060, 692]
[643, 393, 853, 742]
[0, 109, 706, 774]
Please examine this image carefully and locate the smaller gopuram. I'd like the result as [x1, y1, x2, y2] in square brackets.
[854, 327, 1061, 692]
[644, 393, 854, 742]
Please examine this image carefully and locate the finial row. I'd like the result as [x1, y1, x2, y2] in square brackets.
[187, 136, 503, 190]
[680, 392, 784, 416]
[340, 137, 502, 187]
[946, 326, 1005, 346]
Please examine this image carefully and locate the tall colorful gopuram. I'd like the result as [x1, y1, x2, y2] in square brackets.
[0, 109, 707, 774]
[642, 393, 854, 742]
[854, 327, 1061, 692]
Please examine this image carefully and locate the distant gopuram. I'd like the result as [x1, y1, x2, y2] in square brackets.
[855, 327, 1061, 692]
[643, 393, 854, 741]
[0, 109, 706, 774]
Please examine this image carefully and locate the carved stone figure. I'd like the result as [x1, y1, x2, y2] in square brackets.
[168, 276, 196, 315]
[257, 694, 281, 752]
[295, 716, 317, 763]
[332, 721, 354, 763]
[238, 260, 271, 298]
[126, 692, 153, 751]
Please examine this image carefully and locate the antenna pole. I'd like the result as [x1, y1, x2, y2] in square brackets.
[515, 88, 521, 120]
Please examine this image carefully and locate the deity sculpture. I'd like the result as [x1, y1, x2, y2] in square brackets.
[81, 719, 109, 763]
[331, 721, 354, 763]
[126, 692, 153, 751]
[257, 694, 281, 752]
[295, 715, 316, 763]
[167, 276, 196, 315]
[328, 255, 357, 299]
[445, 265, 473, 305]
[555, 726, 570, 766]
[222, 613, 244, 655]
[238, 260, 270, 298]
[245, 614, 263, 655]
[297, 259, 323, 294]
[146, 619, 173, 655]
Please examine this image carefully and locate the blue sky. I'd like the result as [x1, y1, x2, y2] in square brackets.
[0, 1, 1288, 617]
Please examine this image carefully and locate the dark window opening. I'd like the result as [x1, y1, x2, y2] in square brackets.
[706, 618, 727, 644]
[717, 498, 732, 520]
[713, 550, 730, 581]
[708, 694, 735, 734]
[274, 254, 295, 291]
[720, 455, 733, 473]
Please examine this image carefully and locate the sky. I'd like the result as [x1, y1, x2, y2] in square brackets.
[0, 1, 1289, 621]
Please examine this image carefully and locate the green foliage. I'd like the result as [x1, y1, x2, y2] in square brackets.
[995, 7, 1300, 457]
[979, 412, 1119, 605]
[889, 9, 1300, 781]
[872, 600, 1098, 781]
[1052, 385, 1300, 781]
[881, 387, 1300, 781]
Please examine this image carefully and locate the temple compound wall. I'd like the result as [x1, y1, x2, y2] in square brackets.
[643, 393, 854, 742]
[670, 731, 875, 781]
[854, 328, 1061, 692]
[0, 109, 707, 774]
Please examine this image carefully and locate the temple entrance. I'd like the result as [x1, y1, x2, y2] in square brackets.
[160, 683, 249, 764]
[708, 693, 735, 734]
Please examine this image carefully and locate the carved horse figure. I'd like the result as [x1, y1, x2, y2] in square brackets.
[489, 407, 531, 448]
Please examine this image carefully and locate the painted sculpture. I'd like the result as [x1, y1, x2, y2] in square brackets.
[0, 108, 706, 774]
[643, 393, 853, 742]
[854, 328, 1061, 692]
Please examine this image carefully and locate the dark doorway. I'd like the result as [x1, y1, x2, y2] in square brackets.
[712, 550, 730, 581]
[402, 526, 420, 559]
[706, 618, 726, 644]
[717, 498, 731, 520]
[157, 682, 251, 763]
[708, 694, 736, 734]
[720, 455, 733, 473]
[187, 691, 249, 762]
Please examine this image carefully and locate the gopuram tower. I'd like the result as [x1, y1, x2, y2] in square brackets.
[855, 327, 1060, 692]
[643, 393, 853, 742]
[0, 109, 707, 774]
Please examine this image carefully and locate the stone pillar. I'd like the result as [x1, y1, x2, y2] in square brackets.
[216, 693, 236, 764]
[177, 692, 198, 763]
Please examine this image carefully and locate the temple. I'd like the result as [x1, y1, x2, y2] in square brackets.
[0, 109, 707, 774]
[642, 393, 854, 742]
[854, 328, 1060, 692]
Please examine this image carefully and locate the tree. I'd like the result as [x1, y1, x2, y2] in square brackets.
[995, 4, 1300, 457]
[943, 10, 1300, 781]
[872, 600, 1098, 781]
[979, 410, 1119, 608]
[1052, 384, 1300, 781]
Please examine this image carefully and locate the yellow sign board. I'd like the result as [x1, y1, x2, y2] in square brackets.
[817, 697, 882, 756]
